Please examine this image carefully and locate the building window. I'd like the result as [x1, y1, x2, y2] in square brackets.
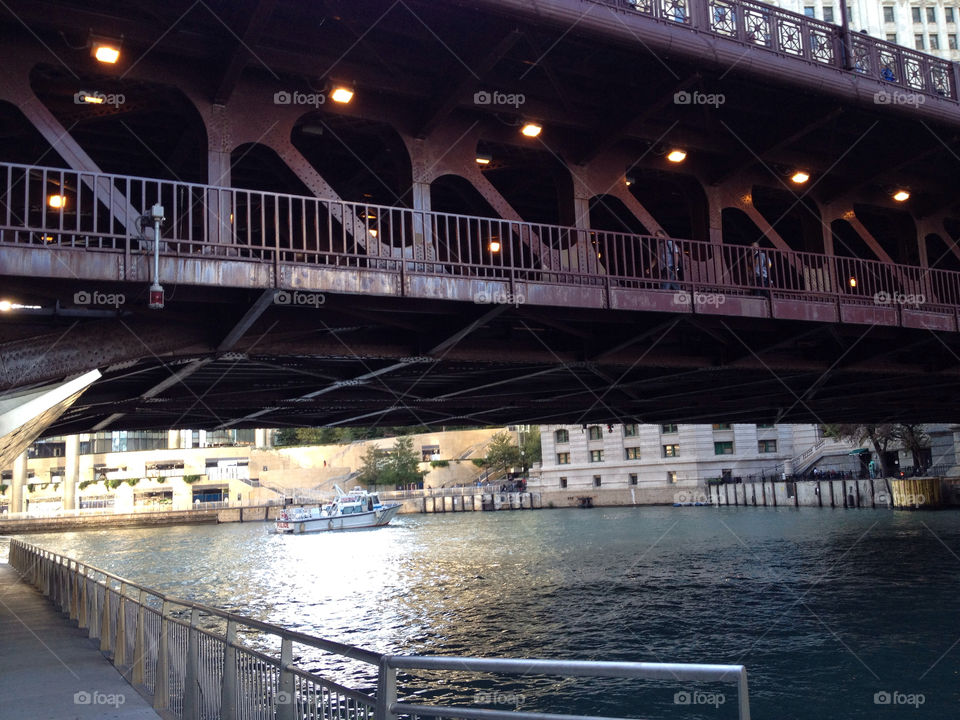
[927, 7, 936, 22]
[625, 447, 641, 460]
[557, 453, 570, 465]
[712, 423, 731, 430]
[756, 423, 774, 429]
[916, 33, 925, 49]
[950, 33, 959, 48]
[629, 473, 638, 485]
[845, 5, 852, 21]
[593, 475, 602, 487]
[588, 425, 603, 440]
[886, 33, 898, 42]
[667, 470, 678, 483]
[661, 424, 678, 434]
[623, 423, 639, 437]
[590, 450, 604, 463]
[555, 429, 569, 444]
[948, 7, 956, 23]
[714, 441, 734, 455]
[663, 444, 680, 458]
[804, 6, 815, 17]
[883, 5, 895, 23]
[559, 477, 567, 488]
[930, 34, 940, 49]
[823, 6, 834, 22]
[912, 7, 922, 23]
[758, 440, 778, 453]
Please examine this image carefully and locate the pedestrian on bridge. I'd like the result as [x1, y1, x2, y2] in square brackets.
[657, 231, 681, 290]
[752, 241, 771, 295]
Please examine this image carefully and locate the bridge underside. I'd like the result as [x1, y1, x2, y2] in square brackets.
[4, 278, 960, 432]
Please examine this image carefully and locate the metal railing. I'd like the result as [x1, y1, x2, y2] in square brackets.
[595, 0, 957, 100]
[7, 538, 752, 720]
[5, 160, 960, 323]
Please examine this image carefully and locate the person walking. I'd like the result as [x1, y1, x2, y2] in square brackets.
[752, 241, 771, 295]
[658, 232, 681, 290]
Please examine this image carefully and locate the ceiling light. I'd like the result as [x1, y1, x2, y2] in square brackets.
[488, 239, 501, 253]
[331, 87, 354, 104]
[791, 170, 810, 184]
[476, 153, 492, 165]
[892, 189, 910, 202]
[849, 277, 857, 288]
[521, 122, 542, 138]
[0, 300, 11, 312]
[625, 174, 636, 186]
[93, 44, 120, 64]
[48, 194, 66, 209]
[666, 149, 687, 163]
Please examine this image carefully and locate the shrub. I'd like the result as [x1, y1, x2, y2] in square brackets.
[471, 459, 487, 468]
[125, 478, 140, 487]
[183, 474, 202, 484]
[79, 480, 96, 491]
[107, 478, 123, 490]
[0, 484, 7, 495]
[430, 460, 449, 468]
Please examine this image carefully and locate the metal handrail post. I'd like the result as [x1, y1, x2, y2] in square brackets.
[220, 619, 238, 718]
[132, 589, 146, 685]
[278, 636, 295, 720]
[184, 606, 201, 720]
[114, 582, 127, 667]
[99, 583, 112, 652]
[78, 566, 88, 630]
[153, 599, 170, 710]
[376, 656, 398, 720]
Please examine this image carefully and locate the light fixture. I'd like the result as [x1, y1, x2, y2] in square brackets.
[476, 153, 492, 165]
[892, 189, 910, 202]
[93, 43, 120, 64]
[0, 300, 11, 312]
[488, 239, 501, 253]
[625, 174, 636, 186]
[330, 86, 354, 104]
[521, 122, 542, 138]
[666, 149, 687, 163]
[76, 91, 105, 105]
[369, 229, 379, 238]
[791, 170, 810, 184]
[849, 277, 857, 288]
[48, 194, 66, 209]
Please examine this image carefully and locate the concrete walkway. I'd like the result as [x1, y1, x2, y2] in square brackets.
[0, 562, 160, 719]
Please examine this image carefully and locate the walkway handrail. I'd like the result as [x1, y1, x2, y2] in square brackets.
[593, 0, 956, 100]
[6, 159, 958, 325]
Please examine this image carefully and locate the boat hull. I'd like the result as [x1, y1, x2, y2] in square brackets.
[275, 504, 401, 534]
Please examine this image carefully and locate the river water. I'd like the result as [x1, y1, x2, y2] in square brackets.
[14, 506, 960, 719]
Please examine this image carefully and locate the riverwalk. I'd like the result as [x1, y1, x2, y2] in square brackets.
[0, 561, 159, 719]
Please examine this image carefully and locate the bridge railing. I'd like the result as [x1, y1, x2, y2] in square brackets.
[4, 160, 960, 318]
[594, 0, 956, 99]
[7, 538, 752, 720]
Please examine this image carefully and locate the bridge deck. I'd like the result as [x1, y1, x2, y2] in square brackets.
[0, 561, 160, 719]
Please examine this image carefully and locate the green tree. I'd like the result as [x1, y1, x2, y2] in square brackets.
[356, 444, 387, 486]
[521, 426, 542, 467]
[893, 424, 930, 469]
[386, 436, 424, 487]
[822, 424, 896, 477]
[485, 431, 521, 477]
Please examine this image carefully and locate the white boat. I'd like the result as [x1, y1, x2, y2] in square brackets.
[274, 486, 401, 534]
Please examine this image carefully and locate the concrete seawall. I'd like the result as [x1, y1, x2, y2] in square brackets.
[0, 508, 219, 534]
[537, 477, 960, 510]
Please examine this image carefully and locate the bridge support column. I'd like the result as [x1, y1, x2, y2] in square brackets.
[11, 451, 26, 514]
[411, 180, 438, 268]
[63, 435, 79, 511]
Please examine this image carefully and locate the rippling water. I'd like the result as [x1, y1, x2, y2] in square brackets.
[15, 507, 960, 719]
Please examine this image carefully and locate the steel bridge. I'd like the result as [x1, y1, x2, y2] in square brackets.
[3, 0, 960, 435]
